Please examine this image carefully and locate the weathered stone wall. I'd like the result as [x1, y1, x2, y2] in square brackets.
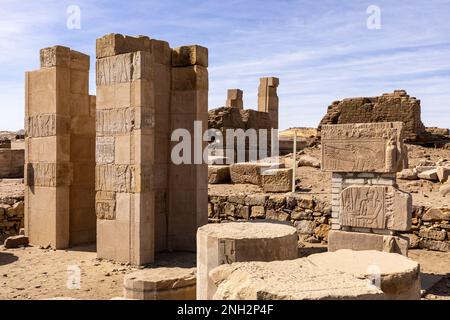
[0, 196, 24, 242]
[208, 192, 450, 252]
[0, 149, 24, 178]
[318, 90, 425, 142]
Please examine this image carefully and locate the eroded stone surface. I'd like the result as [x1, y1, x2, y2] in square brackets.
[339, 185, 412, 231]
[197, 222, 298, 300]
[308, 250, 421, 300]
[321, 122, 406, 173]
[123, 267, 196, 300]
[210, 258, 385, 300]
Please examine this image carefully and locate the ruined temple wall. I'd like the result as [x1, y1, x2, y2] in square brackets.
[318, 90, 426, 142]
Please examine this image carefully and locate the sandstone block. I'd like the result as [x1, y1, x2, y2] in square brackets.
[437, 166, 450, 183]
[123, 267, 196, 300]
[328, 230, 409, 256]
[208, 165, 230, 184]
[250, 206, 265, 218]
[230, 163, 275, 185]
[96, 34, 151, 58]
[210, 258, 384, 300]
[397, 169, 418, 180]
[440, 183, 450, 197]
[197, 222, 298, 300]
[422, 208, 450, 221]
[417, 169, 438, 181]
[294, 220, 316, 235]
[321, 122, 405, 173]
[298, 155, 320, 168]
[339, 185, 412, 231]
[262, 168, 292, 193]
[172, 45, 208, 67]
[308, 250, 421, 300]
[40, 46, 70, 68]
[418, 228, 446, 241]
[4, 235, 29, 248]
[419, 239, 450, 252]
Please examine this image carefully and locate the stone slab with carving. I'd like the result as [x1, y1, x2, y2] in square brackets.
[339, 185, 412, 231]
[321, 122, 406, 173]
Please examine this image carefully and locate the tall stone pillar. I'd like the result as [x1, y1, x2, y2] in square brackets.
[257, 77, 279, 129]
[169, 45, 209, 251]
[96, 34, 168, 265]
[25, 46, 96, 249]
[225, 89, 243, 109]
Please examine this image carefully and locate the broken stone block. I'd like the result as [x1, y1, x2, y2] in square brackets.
[96, 33, 152, 58]
[417, 169, 438, 181]
[421, 208, 450, 221]
[328, 230, 409, 256]
[437, 166, 450, 183]
[172, 45, 208, 67]
[262, 168, 293, 193]
[308, 250, 421, 300]
[244, 194, 267, 206]
[40, 46, 71, 68]
[321, 122, 405, 173]
[419, 239, 450, 252]
[197, 222, 298, 300]
[418, 228, 446, 241]
[250, 206, 265, 218]
[397, 169, 418, 180]
[123, 267, 196, 300]
[210, 258, 385, 300]
[298, 155, 320, 168]
[4, 235, 29, 248]
[339, 185, 412, 231]
[294, 220, 316, 235]
[230, 163, 272, 185]
[208, 165, 230, 184]
[440, 183, 450, 197]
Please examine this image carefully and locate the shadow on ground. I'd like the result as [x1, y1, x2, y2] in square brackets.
[0, 251, 19, 266]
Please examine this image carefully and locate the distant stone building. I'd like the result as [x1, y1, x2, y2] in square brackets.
[318, 90, 426, 142]
[208, 77, 279, 162]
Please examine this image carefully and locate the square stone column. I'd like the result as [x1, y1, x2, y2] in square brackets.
[96, 34, 165, 265]
[169, 45, 209, 251]
[25, 46, 96, 249]
[257, 77, 279, 129]
[225, 89, 243, 109]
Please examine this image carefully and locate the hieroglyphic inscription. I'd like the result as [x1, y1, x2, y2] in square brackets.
[96, 51, 150, 86]
[96, 137, 115, 164]
[218, 239, 236, 264]
[26, 162, 73, 187]
[95, 164, 136, 193]
[340, 185, 412, 231]
[96, 107, 155, 136]
[321, 122, 404, 173]
[25, 114, 70, 138]
[95, 191, 116, 220]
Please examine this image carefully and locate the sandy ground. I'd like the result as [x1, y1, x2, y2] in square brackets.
[0, 244, 448, 300]
[0, 244, 196, 300]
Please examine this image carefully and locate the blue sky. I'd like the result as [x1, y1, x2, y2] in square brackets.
[1, 0, 450, 131]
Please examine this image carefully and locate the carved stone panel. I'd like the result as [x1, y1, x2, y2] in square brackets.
[339, 185, 412, 231]
[218, 239, 236, 265]
[26, 162, 73, 187]
[321, 122, 405, 173]
[96, 51, 150, 86]
[95, 164, 136, 193]
[95, 191, 116, 220]
[96, 137, 115, 164]
[26, 114, 70, 138]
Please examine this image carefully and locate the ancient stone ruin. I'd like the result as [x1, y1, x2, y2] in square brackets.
[24, 34, 208, 265]
[25, 46, 96, 249]
[321, 122, 413, 255]
[207, 77, 279, 163]
[319, 90, 425, 142]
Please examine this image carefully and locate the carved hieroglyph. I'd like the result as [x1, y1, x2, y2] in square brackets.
[321, 122, 406, 173]
[96, 107, 155, 136]
[339, 185, 412, 231]
[95, 191, 116, 220]
[96, 137, 115, 164]
[26, 162, 73, 187]
[26, 114, 70, 138]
